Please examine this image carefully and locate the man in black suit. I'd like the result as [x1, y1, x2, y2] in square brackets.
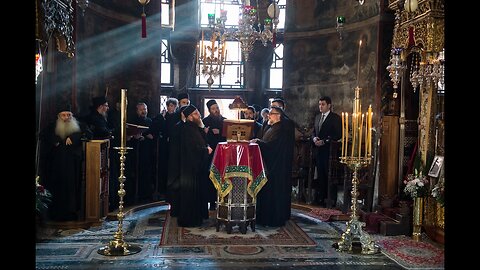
[312, 96, 342, 207]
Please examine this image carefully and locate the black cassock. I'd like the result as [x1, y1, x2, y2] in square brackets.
[256, 119, 295, 227]
[177, 121, 210, 227]
[202, 115, 226, 208]
[39, 123, 84, 221]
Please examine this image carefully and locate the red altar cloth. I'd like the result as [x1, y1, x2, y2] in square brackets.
[209, 142, 267, 201]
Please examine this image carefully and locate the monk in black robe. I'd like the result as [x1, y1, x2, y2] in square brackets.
[251, 106, 294, 227]
[202, 99, 226, 210]
[127, 102, 155, 204]
[177, 105, 212, 227]
[39, 107, 89, 221]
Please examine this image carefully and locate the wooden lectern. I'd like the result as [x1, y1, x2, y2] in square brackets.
[85, 139, 110, 225]
[222, 119, 254, 142]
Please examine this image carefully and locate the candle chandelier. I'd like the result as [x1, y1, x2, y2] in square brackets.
[197, 0, 280, 88]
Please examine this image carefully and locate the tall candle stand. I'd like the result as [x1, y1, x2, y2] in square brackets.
[335, 156, 378, 254]
[98, 89, 142, 256]
[335, 85, 378, 254]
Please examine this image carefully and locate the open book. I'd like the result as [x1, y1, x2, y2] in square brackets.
[126, 123, 149, 136]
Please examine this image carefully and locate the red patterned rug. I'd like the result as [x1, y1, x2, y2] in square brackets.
[160, 213, 316, 247]
[376, 235, 444, 269]
[305, 207, 345, 221]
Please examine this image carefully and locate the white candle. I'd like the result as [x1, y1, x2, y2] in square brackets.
[357, 40, 362, 86]
[120, 89, 127, 148]
[345, 113, 349, 158]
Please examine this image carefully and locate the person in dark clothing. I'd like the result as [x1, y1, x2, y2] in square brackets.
[202, 99, 226, 210]
[126, 102, 155, 204]
[152, 98, 178, 199]
[250, 106, 295, 227]
[39, 106, 89, 221]
[166, 105, 188, 217]
[177, 105, 213, 227]
[259, 97, 296, 219]
[312, 96, 342, 207]
[85, 96, 113, 140]
[243, 105, 262, 139]
[168, 93, 190, 134]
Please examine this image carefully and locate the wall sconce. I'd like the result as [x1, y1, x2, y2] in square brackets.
[356, 0, 365, 5]
[336, 16, 345, 39]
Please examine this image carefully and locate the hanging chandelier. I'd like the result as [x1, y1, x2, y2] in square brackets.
[197, 0, 280, 88]
[409, 48, 445, 92]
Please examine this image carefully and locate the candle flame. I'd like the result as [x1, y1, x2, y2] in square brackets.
[359, 40, 362, 46]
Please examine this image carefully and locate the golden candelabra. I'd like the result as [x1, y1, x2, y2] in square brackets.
[196, 28, 227, 90]
[334, 56, 379, 253]
[98, 89, 142, 256]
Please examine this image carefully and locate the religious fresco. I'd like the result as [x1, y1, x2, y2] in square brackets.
[283, 26, 378, 130]
[287, 0, 380, 32]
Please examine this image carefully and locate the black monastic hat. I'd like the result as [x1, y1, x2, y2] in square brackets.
[177, 93, 189, 101]
[182, 104, 197, 118]
[92, 96, 107, 109]
[206, 99, 217, 109]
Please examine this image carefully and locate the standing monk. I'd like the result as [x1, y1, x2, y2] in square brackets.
[177, 105, 213, 227]
[39, 106, 89, 221]
[202, 99, 226, 210]
[251, 106, 294, 227]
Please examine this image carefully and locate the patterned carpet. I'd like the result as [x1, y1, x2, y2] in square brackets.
[35, 202, 443, 269]
[376, 235, 445, 269]
[160, 213, 316, 247]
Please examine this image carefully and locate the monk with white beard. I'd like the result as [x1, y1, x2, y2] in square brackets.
[39, 107, 88, 222]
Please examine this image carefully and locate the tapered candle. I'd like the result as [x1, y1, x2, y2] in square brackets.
[357, 40, 362, 86]
[367, 105, 372, 156]
[369, 112, 373, 156]
[120, 89, 127, 148]
[345, 113, 348, 158]
[351, 113, 356, 157]
[341, 112, 345, 157]
[359, 113, 364, 159]
[365, 112, 368, 159]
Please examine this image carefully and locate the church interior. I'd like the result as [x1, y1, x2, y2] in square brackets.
[35, 0, 445, 269]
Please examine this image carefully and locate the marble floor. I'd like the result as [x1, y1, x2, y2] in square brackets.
[35, 203, 444, 270]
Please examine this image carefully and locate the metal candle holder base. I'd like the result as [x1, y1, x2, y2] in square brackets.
[98, 146, 141, 256]
[334, 156, 379, 254]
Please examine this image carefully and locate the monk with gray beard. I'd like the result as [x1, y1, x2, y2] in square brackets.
[39, 108, 89, 221]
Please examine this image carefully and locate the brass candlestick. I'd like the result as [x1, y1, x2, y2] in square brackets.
[335, 84, 378, 254]
[335, 156, 378, 254]
[98, 89, 142, 256]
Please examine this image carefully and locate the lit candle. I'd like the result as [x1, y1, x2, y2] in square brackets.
[359, 113, 364, 159]
[357, 40, 362, 87]
[345, 113, 348, 158]
[120, 89, 127, 148]
[341, 112, 345, 158]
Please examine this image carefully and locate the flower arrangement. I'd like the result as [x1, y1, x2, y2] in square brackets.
[403, 169, 429, 198]
[36, 176, 52, 214]
[431, 176, 445, 207]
